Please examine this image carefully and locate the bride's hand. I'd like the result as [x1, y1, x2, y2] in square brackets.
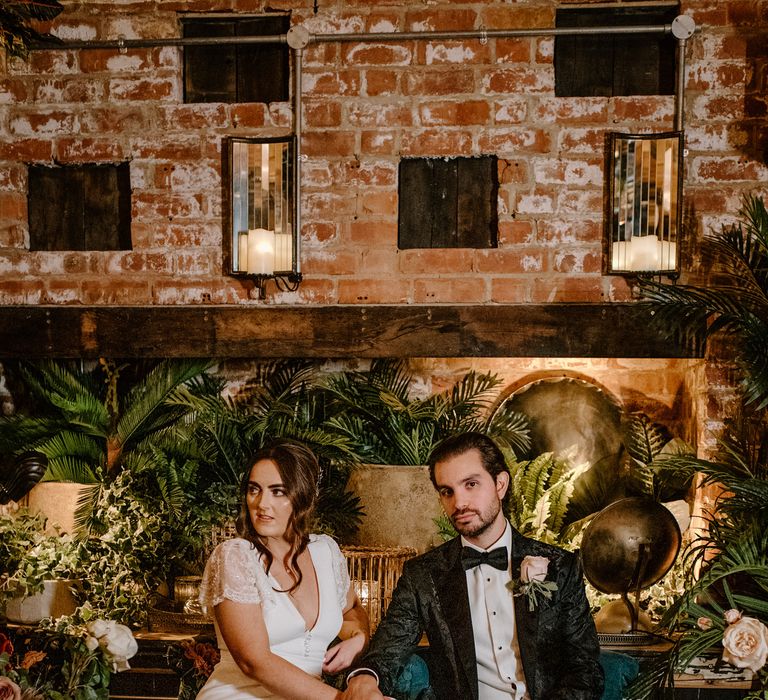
[322, 632, 367, 674]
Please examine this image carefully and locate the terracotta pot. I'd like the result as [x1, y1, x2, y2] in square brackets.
[346, 465, 443, 553]
[5, 579, 78, 624]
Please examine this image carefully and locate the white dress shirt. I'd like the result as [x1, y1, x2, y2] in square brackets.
[462, 521, 529, 700]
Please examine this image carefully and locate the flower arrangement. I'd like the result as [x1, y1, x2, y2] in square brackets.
[507, 555, 558, 612]
[165, 637, 220, 700]
[0, 617, 137, 700]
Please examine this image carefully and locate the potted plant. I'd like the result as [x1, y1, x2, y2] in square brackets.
[321, 360, 531, 550]
[0, 509, 83, 624]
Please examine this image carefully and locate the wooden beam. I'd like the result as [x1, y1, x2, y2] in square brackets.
[0, 304, 702, 359]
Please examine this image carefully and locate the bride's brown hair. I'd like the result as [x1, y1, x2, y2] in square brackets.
[235, 440, 320, 593]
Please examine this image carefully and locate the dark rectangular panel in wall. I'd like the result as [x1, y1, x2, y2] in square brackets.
[398, 156, 498, 249]
[555, 5, 678, 97]
[182, 15, 289, 104]
[28, 163, 131, 251]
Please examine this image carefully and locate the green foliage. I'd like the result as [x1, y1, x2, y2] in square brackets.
[0, 0, 63, 58]
[322, 359, 531, 465]
[0, 508, 84, 607]
[640, 193, 768, 409]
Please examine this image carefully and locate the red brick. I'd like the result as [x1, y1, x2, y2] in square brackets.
[304, 70, 362, 96]
[406, 9, 478, 33]
[363, 69, 399, 96]
[302, 131, 356, 157]
[552, 248, 602, 274]
[0, 225, 26, 248]
[229, 103, 269, 128]
[303, 222, 338, 244]
[498, 220, 534, 246]
[478, 129, 550, 154]
[403, 70, 475, 96]
[303, 250, 358, 275]
[290, 278, 336, 305]
[498, 159, 529, 185]
[304, 101, 342, 127]
[342, 42, 414, 67]
[414, 277, 487, 303]
[338, 278, 411, 304]
[358, 192, 398, 217]
[476, 249, 544, 274]
[158, 104, 229, 130]
[303, 192, 357, 220]
[612, 97, 674, 122]
[496, 39, 534, 63]
[79, 107, 150, 134]
[535, 98, 608, 123]
[490, 278, 531, 303]
[109, 78, 175, 101]
[361, 130, 396, 155]
[349, 220, 398, 245]
[9, 110, 76, 135]
[337, 160, 397, 187]
[0, 192, 26, 221]
[419, 41, 490, 66]
[80, 49, 156, 73]
[532, 276, 605, 303]
[0, 78, 28, 101]
[694, 156, 768, 182]
[481, 6, 554, 30]
[493, 98, 529, 124]
[484, 67, 553, 94]
[348, 102, 413, 127]
[400, 249, 475, 274]
[538, 219, 601, 244]
[55, 139, 125, 162]
[0, 280, 45, 304]
[400, 130, 473, 156]
[359, 248, 400, 274]
[418, 100, 490, 126]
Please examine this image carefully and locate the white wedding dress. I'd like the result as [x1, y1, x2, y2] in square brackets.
[196, 534, 350, 699]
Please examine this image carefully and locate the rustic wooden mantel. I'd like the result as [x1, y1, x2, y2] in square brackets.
[0, 304, 701, 359]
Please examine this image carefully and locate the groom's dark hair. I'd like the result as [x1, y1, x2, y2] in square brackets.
[427, 431, 507, 488]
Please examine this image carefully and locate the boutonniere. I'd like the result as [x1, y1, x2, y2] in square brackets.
[507, 555, 558, 612]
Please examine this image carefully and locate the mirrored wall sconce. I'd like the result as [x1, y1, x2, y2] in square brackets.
[607, 131, 684, 278]
[227, 136, 301, 299]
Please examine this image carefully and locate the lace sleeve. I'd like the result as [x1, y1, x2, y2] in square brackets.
[198, 539, 274, 615]
[320, 535, 351, 611]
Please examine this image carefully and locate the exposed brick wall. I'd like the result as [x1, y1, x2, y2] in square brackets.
[0, 0, 765, 306]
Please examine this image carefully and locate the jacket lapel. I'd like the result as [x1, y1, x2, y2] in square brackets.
[510, 532, 540, 697]
[433, 538, 479, 700]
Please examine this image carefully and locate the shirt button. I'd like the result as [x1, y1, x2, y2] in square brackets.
[498, 646, 503, 650]
[487, 578, 491, 582]
[492, 611, 497, 615]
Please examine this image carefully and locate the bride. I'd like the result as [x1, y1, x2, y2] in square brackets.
[197, 440, 370, 699]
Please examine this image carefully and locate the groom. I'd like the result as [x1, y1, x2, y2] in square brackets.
[343, 432, 604, 700]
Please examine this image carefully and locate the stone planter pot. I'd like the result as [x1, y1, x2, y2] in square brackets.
[5, 579, 78, 624]
[346, 465, 443, 553]
[25, 482, 87, 533]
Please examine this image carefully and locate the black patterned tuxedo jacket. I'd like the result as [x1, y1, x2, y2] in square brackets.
[357, 527, 604, 700]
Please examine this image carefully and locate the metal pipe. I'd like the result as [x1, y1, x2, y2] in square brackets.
[32, 22, 675, 52]
[293, 46, 303, 276]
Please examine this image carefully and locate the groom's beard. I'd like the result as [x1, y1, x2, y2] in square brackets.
[450, 498, 502, 539]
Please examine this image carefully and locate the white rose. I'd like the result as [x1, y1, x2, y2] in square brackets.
[520, 555, 549, 583]
[721, 616, 768, 673]
[101, 623, 138, 672]
[87, 619, 114, 639]
[84, 634, 100, 652]
[724, 608, 743, 625]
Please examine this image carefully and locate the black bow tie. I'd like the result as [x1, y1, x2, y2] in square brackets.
[461, 546, 508, 571]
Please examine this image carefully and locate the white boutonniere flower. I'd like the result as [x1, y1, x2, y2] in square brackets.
[507, 555, 558, 612]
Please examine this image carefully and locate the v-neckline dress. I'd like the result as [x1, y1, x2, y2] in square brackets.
[197, 534, 348, 699]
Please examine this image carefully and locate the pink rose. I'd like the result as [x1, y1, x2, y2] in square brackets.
[721, 616, 768, 673]
[697, 616, 713, 631]
[0, 678, 21, 700]
[724, 608, 742, 625]
[520, 556, 549, 583]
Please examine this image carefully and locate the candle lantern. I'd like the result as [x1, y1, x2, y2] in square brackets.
[341, 545, 417, 632]
[227, 136, 301, 299]
[606, 131, 683, 277]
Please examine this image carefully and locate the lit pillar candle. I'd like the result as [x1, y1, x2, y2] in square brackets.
[247, 228, 275, 275]
[274, 232, 292, 272]
[611, 240, 632, 271]
[658, 240, 677, 270]
[630, 235, 660, 271]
